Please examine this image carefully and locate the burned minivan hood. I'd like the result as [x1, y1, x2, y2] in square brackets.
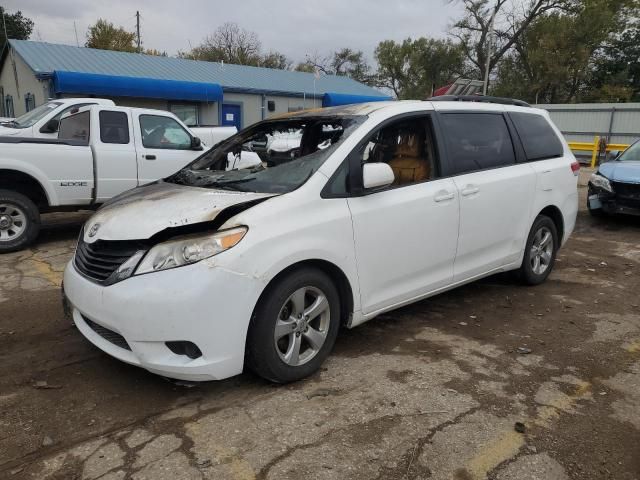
[84, 182, 276, 242]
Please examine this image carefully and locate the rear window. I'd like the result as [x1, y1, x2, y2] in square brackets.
[58, 111, 90, 144]
[510, 112, 563, 161]
[440, 113, 516, 174]
[99, 111, 130, 144]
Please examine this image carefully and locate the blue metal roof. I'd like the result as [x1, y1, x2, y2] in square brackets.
[9, 40, 387, 99]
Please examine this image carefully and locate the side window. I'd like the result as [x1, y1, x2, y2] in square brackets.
[440, 113, 516, 174]
[169, 104, 198, 126]
[99, 111, 130, 144]
[58, 111, 90, 144]
[53, 103, 93, 124]
[140, 115, 191, 149]
[25, 93, 36, 112]
[360, 116, 437, 187]
[5, 95, 14, 118]
[510, 112, 563, 161]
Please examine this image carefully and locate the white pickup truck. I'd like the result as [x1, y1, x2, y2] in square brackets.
[0, 98, 116, 138]
[0, 104, 239, 252]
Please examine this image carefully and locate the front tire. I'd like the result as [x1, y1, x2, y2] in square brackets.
[245, 267, 341, 383]
[0, 189, 40, 253]
[518, 215, 558, 285]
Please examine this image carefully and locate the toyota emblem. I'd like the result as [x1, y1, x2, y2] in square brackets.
[88, 223, 101, 238]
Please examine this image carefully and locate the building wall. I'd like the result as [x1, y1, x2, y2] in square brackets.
[0, 48, 49, 117]
[222, 92, 321, 127]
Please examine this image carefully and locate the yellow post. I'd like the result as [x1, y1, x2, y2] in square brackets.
[590, 136, 600, 168]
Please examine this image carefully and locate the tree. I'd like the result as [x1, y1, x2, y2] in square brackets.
[182, 22, 261, 65]
[375, 37, 467, 99]
[86, 19, 136, 52]
[492, 0, 634, 102]
[450, 0, 572, 84]
[590, 17, 640, 101]
[0, 7, 34, 47]
[260, 51, 292, 70]
[180, 22, 291, 70]
[296, 48, 373, 84]
[144, 48, 168, 57]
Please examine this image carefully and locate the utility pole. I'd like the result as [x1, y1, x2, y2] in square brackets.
[482, 7, 497, 96]
[135, 11, 141, 53]
[73, 21, 79, 47]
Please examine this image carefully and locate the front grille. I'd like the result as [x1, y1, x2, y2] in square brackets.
[75, 236, 145, 283]
[612, 181, 640, 208]
[83, 315, 131, 351]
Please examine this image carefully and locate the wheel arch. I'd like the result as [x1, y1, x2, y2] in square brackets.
[537, 205, 564, 245]
[0, 168, 51, 209]
[255, 259, 355, 328]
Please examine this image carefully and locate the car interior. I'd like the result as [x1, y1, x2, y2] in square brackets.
[363, 118, 436, 185]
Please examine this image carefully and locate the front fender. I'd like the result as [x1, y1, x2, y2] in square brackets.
[0, 159, 58, 205]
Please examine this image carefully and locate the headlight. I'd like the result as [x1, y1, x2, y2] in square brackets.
[590, 173, 612, 192]
[135, 226, 247, 275]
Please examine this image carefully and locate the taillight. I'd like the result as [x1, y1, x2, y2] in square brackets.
[570, 161, 580, 176]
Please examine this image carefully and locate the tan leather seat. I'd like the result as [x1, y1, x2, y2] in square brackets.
[388, 134, 430, 185]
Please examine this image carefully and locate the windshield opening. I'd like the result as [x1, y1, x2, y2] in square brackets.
[618, 141, 640, 162]
[6, 101, 63, 128]
[166, 115, 365, 194]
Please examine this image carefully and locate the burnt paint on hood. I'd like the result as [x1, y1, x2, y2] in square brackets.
[84, 182, 276, 242]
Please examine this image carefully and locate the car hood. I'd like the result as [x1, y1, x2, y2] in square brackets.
[0, 127, 22, 136]
[83, 182, 276, 242]
[599, 161, 640, 183]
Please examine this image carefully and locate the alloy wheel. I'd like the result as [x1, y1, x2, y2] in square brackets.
[274, 286, 330, 366]
[530, 226, 553, 275]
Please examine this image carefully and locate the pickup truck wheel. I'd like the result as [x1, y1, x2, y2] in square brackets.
[517, 215, 558, 286]
[0, 190, 40, 253]
[245, 267, 340, 383]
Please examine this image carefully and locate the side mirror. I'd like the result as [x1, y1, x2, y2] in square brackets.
[40, 118, 59, 134]
[608, 150, 620, 161]
[363, 163, 395, 189]
[191, 136, 203, 150]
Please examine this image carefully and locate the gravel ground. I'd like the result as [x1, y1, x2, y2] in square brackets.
[1, 171, 639, 480]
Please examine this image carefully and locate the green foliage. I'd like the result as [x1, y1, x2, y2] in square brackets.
[492, 0, 636, 103]
[296, 49, 373, 84]
[375, 37, 467, 99]
[85, 19, 136, 52]
[0, 7, 34, 46]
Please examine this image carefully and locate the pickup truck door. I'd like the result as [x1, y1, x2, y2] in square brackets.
[132, 113, 203, 184]
[92, 109, 138, 202]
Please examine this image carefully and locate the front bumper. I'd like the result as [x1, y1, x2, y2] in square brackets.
[588, 182, 640, 216]
[63, 258, 264, 381]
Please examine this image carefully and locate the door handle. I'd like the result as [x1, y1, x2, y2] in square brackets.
[144, 154, 156, 160]
[434, 192, 455, 203]
[461, 186, 479, 196]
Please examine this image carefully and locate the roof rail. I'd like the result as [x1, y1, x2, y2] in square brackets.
[428, 95, 531, 108]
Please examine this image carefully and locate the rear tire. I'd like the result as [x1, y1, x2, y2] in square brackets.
[0, 189, 40, 253]
[245, 267, 341, 383]
[517, 215, 558, 286]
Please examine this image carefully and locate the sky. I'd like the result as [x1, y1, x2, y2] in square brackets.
[5, 0, 464, 64]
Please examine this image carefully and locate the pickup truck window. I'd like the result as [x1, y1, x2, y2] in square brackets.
[140, 115, 191, 150]
[167, 114, 365, 194]
[59, 111, 90, 145]
[100, 111, 130, 144]
[6, 101, 63, 128]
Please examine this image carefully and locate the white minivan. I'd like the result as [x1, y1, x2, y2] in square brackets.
[63, 98, 579, 383]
